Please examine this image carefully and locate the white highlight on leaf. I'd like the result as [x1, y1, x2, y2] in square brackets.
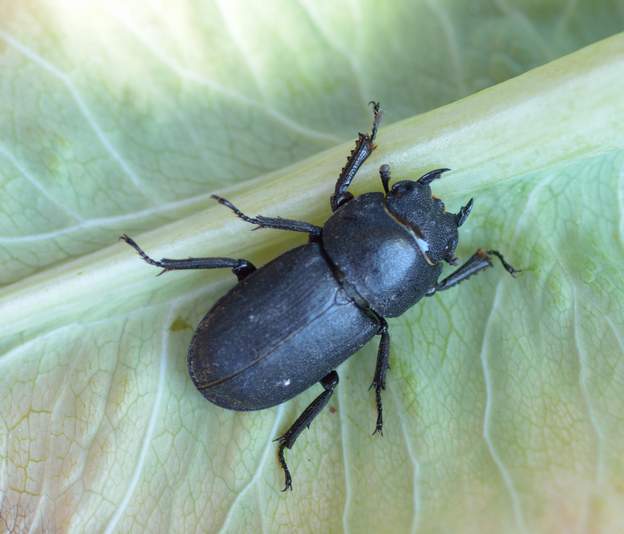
[103, 305, 174, 534]
[494, 0, 555, 59]
[479, 284, 528, 533]
[423, 0, 467, 96]
[0, 189, 215, 243]
[617, 159, 624, 250]
[297, 0, 369, 110]
[477, 175, 549, 534]
[108, 9, 342, 144]
[572, 288, 606, 487]
[0, 416, 7, 515]
[0, 31, 161, 203]
[0, 294, 191, 368]
[215, 0, 267, 99]
[572, 285, 605, 534]
[605, 315, 624, 355]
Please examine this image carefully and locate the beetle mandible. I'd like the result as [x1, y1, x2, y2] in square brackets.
[121, 103, 520, 491]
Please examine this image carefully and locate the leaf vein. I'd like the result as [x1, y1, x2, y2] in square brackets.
[109, 9, 342, 145]
[0, 31, 159, 203]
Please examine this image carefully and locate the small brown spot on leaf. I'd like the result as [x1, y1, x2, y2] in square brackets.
[329, 405, 336, 414]
[170, 317, 192, 332]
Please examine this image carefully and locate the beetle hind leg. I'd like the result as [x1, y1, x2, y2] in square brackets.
[370, 319, 390, 436]
[120, 234, 256, 281]
[274, 370, 339, 491]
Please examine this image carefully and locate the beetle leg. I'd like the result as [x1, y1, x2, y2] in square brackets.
[120, 234, 256, 281]
[331, 102, 383, 212]
[369, 318, 390, 436]
[429, 249, 521, 294]
[211, 195, 322, 239]
[274, 371, 339, 491]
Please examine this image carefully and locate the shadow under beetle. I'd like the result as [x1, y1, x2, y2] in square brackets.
[121, 103, 520, 491]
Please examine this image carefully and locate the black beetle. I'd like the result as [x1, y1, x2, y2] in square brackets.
[121, 103, 519, 491]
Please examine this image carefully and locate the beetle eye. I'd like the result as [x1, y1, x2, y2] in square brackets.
[390, 181, 413, 196]
[444, 237, 458, 255]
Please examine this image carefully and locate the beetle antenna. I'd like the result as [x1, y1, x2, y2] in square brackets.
[456, 198, 474, 227]
[379, 164, 391, 194]
[417, 168, 450, 186]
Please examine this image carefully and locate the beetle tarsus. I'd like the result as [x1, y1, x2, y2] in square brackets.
[120, 233, 159, 267]
[368, 100, 383, 142]
[331, 102, 384, 212]
[372, 387, 384, 437]
[486, 249, 522, 277]
[434, 248, 521, 292]
[276, 440, 293, 491]
[370, 386, 386, 438]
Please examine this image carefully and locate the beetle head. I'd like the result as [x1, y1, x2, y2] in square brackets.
[385, 170, 473, 265]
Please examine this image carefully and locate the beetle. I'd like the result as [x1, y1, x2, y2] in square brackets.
[121, 102, 519, 491]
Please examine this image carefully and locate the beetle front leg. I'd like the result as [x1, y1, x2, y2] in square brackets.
[429, 249, 520, 294]
[370, 318, 390, 436]
[331, 102, 383, 211]
[275, 371, 339, 491]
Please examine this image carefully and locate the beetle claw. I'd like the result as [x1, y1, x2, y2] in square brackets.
[486, 250, 522, 277]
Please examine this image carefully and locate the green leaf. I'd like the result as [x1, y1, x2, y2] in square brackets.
[1, 2, 624, 533]
[1, 1, 623, 285]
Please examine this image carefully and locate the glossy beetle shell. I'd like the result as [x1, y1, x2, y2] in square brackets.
[188, 242, 378, 410]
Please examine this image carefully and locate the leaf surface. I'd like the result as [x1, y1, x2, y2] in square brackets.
[1, 3, 624, 533]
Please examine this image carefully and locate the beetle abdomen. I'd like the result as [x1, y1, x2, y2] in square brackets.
[187, 243, 378, 411]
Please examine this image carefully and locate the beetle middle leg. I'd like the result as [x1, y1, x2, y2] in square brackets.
[120, 234, 256, 281]
[429, 249, 521, 294]
[331, 102, 383, 212]
[211, 195, 322, 239]
[370, 318, 390, 435]
[275, 370, 339, 491]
